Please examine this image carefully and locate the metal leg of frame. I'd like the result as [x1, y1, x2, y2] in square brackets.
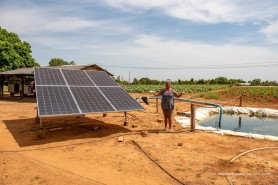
[124, 112, 129, 126]
[40, 118, 43, 128]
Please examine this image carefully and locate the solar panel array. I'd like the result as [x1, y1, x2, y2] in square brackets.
[34, 68, 144, 117]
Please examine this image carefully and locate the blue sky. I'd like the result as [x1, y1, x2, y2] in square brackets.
[1, 0, 278, 81]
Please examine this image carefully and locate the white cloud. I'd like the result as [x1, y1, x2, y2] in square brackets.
[123, 34, 278, 65]
[1, 0, 277, 81]
[81, 34, 278, 81]
[0, 5, 102, 34]
[101, 0, 278, 23]
[260, 21, 278, 43]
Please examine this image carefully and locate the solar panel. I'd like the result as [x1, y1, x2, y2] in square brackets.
[36, 86, 80, 116]
[34, 68, 66, 85]
[34, 67, 144, 117]
[62, 69, 95, 86]
[100, 87, 144, 111]
[70, 87, 115, 113]
[85, 71, 119, 86]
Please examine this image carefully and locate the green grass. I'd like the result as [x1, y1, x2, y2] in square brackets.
[213, 86, 278, 100]
[121, 84, 230, 93]
[232, 87, 278, 97]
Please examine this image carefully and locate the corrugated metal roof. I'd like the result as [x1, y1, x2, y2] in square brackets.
[0, 64, 113, 76]
[48, 65, 88, 70]
[49, 64, 113, 76]
[0, 68, 34, 75]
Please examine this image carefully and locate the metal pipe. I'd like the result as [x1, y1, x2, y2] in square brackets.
[147, 96, 223, 124]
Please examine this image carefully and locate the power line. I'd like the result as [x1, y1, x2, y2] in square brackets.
[99, 62, 278, 69]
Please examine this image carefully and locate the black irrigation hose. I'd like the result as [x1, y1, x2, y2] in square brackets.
[14, 152, 106, 185]
[132, 140, 186, 185]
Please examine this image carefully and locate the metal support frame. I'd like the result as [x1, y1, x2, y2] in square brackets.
[35, 109, 42, 127]
[124, 112, 129, 126]
[40, 119, 43, 128]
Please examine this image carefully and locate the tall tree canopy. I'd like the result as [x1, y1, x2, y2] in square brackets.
[0, 27, 40, 72]
[49, 58, 76, 66]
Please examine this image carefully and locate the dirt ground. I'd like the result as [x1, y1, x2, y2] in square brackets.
[0, 93, 277, 185]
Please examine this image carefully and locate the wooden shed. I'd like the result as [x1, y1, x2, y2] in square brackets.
[0, 64, 113, 98]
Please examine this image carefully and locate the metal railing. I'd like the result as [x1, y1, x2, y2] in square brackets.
[138, 96, 223, 131]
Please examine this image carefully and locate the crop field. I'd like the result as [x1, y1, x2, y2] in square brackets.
[230, 86, 278, 97]
[195, 86, 278, 102]
[122, 84, 278, 99]
[122, 84, 230, 93]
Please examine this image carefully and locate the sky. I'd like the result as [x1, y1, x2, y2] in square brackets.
[0, 0, 278, 82]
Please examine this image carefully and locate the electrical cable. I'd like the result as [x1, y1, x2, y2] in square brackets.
[100, 62, 278, 70]
[13, 152, 106, 185]
[0, 132, 140, 153]
[0, 129, 190, 153]
[0, 129, 191, 184]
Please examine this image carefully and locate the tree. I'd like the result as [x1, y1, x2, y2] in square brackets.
[49, 58, 76, 66]
[139, 77, 151, 85]
[115, 75, 121, 83]
[0, 27, 40, 72]
[251, 78, 261, 86]
[132, 78, 140, 84]
[190, 78, 195, 84]
[69, 61, 76, 65]
[197, 79, 205, 84]
[215, 77, 228, 84]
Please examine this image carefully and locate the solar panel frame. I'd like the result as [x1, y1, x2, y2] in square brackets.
[34, 67, 144, 117]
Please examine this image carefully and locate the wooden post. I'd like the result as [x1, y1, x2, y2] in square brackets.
[156, 98, 158, 113]
[190, 103, 195, 131]
[240, 94, 243, 107]
[124, 112, 129, 126]
[0, 75, 3, 98]
[21, 75, 24, 98]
